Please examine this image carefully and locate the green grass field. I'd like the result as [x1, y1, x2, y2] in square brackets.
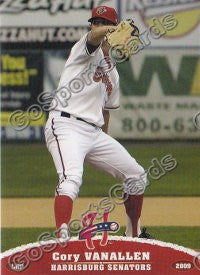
[2, 143, 200, 197]
[1, 227, 200, 253]
[1, 143, 200, 252]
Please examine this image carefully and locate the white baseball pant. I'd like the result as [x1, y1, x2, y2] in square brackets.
[45, 110, 147, 235]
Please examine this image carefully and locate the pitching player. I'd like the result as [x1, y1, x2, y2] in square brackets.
[45, 6, 150, 239]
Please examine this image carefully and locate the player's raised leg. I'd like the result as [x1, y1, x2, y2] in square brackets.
[86, 131, 147, 237]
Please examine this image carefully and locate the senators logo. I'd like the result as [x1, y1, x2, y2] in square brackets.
[97, 7, 107, 15]
[79, 211, 119, 249]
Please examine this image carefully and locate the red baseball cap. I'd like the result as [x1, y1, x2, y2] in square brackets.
[88, 6, 118, 25]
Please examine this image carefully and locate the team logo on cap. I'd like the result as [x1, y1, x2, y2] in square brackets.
[97, 7, 107, 15]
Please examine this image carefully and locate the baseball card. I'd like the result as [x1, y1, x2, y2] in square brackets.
[1, 0, 200, 274]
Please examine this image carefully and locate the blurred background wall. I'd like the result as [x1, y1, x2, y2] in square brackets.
[1, 0, 199, 140]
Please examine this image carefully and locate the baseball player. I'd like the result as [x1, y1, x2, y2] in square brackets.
[45, 6, 150, 239]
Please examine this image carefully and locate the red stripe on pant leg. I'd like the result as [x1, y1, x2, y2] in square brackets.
[51, 119, 73, 233]
[51, 118, 66, 181]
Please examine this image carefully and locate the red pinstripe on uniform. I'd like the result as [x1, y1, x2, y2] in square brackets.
[51, 118, 66, 195]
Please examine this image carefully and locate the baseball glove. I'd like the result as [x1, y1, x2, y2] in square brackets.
[105, 19, 140, 63]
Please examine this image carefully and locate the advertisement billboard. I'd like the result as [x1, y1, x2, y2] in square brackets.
[120, 0, 200, 47]
[109, 48, 200, 139]
[0, 0, 118, 46]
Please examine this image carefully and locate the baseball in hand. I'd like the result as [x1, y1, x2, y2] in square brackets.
[110, 222, 118, 231]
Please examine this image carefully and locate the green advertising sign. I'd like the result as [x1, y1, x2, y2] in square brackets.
[109, 49, 200, 139]
[118, 55, 199, 96]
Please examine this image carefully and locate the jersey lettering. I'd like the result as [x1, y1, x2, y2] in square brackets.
[93, 66, 113, 95]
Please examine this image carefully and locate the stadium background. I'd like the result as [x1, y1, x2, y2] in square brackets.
[1, 0, 200, 252]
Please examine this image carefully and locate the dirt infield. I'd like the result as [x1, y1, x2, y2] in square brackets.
[2, 197, 200, 228]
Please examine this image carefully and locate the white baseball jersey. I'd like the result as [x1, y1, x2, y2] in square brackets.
[45, 32, 146, 238]
[51, 33, 120, 127]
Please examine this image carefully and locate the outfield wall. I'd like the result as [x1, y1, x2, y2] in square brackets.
[1, 0, 200, 140]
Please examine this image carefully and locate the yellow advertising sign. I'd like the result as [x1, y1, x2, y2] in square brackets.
[1, 112, 46, 127]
